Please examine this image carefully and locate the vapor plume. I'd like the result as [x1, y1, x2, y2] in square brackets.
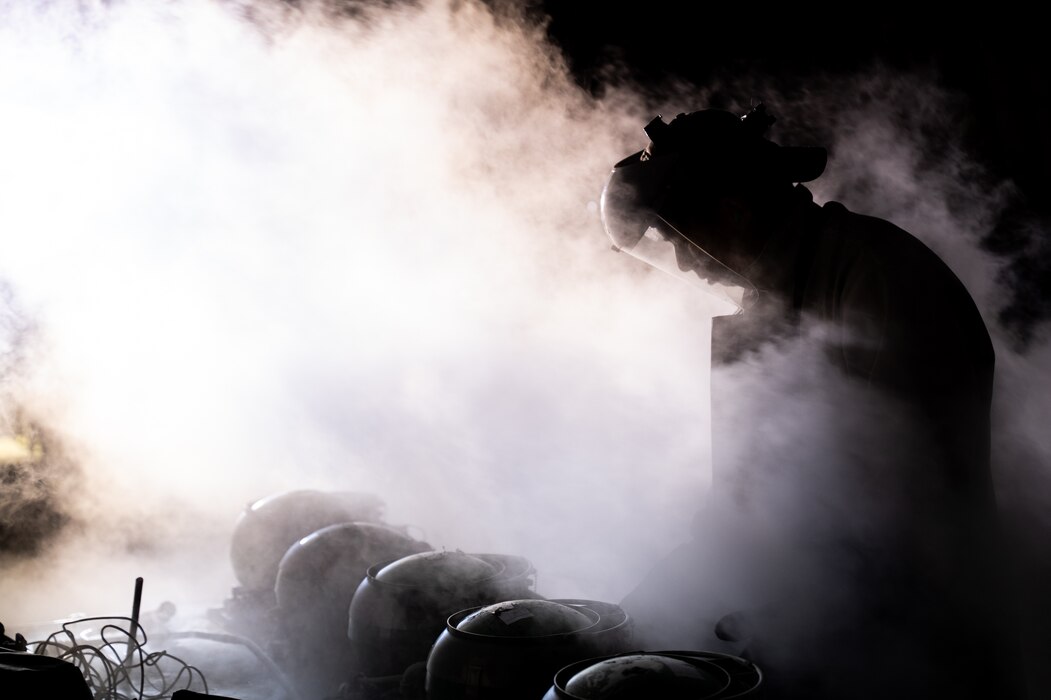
[0, 0, 712, 622]
[0, 1, 1049, 697]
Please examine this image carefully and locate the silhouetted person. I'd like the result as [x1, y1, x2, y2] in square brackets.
[601, 105, 1023, 699]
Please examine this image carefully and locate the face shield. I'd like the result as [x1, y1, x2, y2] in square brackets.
[600, 151, 759, 315]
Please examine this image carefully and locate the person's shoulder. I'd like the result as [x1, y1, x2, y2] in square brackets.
[820, 199, 849, 214]
[819, 200, 905, 232]
[815, 199, 982, 313]
[817, 200, 925, 250]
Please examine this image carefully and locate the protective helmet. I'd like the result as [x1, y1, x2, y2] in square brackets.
[600, 104, 826, 313]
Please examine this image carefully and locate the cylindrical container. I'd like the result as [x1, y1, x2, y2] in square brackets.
[551, 599, 634, 653]
[273, 521, 431, 697]
[348, 551, 537, 678]
[425, 598, 635, 700]
[230, 489, 386, 592]
[541, 650, 763, 699]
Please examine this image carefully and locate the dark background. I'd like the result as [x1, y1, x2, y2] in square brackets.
[536, 4, 1048, 209]
[528, 2, 1051, 342]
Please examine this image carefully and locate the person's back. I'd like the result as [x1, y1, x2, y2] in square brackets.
[712, 190, 1014, 698]
[716, 187, 995, 496]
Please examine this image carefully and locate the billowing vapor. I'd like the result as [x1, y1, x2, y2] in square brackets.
[0, 0, 715, 621]
[1, 1, 1049, 696]
[628, 73, 1051, 694]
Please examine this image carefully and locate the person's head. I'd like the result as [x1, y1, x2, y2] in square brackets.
[600, 104, 826, 309]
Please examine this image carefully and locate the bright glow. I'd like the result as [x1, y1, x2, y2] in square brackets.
[0, 0, 715, 619]
[2, 10, 1049, 695]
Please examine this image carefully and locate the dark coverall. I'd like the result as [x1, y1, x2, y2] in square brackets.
[622, 185, 1022, 699]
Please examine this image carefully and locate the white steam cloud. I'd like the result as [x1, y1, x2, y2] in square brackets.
[0, 0, 717, 621]
[1, 1, 1049, 696]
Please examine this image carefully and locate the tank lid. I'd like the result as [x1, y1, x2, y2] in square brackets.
[563, 653, 728, 698]
[375, 551, 496, 587]
[456, 599, 595, 638]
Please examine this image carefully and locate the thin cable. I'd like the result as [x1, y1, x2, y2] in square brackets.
[31, 616, 208, 700]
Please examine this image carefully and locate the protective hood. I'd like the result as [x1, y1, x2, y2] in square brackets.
[599, 106, 827, 315]
[600, 149, 759, 314]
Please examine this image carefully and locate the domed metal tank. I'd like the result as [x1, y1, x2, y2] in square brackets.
[541, 650, 763, 699]
[229, 489, 385, 592]
[347, 550, 536, 678]
[425, 598, 634, 700]
[272, 521, 431, 697]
